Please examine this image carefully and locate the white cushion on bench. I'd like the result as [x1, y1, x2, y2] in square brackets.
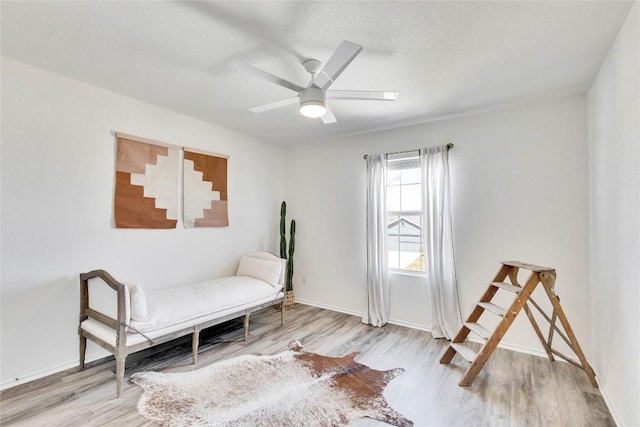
[129, 276, 280, 333]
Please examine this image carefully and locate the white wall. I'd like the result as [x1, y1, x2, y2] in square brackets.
[0, 58, 285, 387]
[286, 95, 590, 354]
[587, 3, 640, 426]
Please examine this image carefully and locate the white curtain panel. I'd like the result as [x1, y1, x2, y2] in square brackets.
[363, 153, 390, 327]
[421, 146, 462, 339]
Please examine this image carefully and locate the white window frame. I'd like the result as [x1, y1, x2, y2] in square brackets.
[386, 151, 425, 274]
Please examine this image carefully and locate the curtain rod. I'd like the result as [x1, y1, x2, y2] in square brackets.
[363, 143, 454, 160]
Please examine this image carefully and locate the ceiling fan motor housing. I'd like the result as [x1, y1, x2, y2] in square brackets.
[300, 87, 325, 104]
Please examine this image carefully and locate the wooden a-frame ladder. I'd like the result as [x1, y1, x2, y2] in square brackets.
[440, 261, 597, 387]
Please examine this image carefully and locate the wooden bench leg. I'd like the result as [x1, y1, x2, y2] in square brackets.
[243, 310, 250, 341]
[192, 326, 201, 364]
[79, 334, 87, 369]
[115, 352, 126, 398]
[281, 298, 285, 325]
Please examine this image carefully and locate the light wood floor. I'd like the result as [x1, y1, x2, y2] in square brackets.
[1, 304, 614, 426]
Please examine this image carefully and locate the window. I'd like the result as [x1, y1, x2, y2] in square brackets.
[386, 151, 425, 272]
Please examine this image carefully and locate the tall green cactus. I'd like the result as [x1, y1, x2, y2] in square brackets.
[279, 201, 296, 292]
[279, 201, 287, 259]
[285, 219, 296, 292]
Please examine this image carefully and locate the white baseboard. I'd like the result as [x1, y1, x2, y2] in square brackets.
[591, 365, 624, 427]
[1, 351, 110, 391]
[294, 298, 362, 318]
[295, 299, 432, 332]
[1, 360, 78, 391]
[387, 318, 431, 332]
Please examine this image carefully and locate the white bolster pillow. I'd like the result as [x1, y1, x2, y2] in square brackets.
[129, 284, 149, 322]
[236, 256, 281, 287]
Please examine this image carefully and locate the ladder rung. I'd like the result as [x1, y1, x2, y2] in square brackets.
[478, 302, 506, 316]
[465, 322, 491, 339]
[491, 281, 522, 293]
[451, 343, 477, 362]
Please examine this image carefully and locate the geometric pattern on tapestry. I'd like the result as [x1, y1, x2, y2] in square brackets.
[183, 149, 228, 228]
[114, 137, 179, 229]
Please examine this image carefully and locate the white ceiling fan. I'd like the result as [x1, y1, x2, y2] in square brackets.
[228, 40, 398, 124]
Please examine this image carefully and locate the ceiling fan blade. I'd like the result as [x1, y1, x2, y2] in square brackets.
[248, 97, 299, 113]
[321, 105, 337, 124]
[327, 90, 399, 101]
[312, 40, 363, 90]
[228, 59, 304, 93]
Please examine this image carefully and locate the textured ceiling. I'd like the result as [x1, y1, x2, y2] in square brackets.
[1, 1, 633, 146]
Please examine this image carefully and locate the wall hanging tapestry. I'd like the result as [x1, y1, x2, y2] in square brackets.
[115, 135, 179, 228]
[130, 341, 413, 427]
[183, 148, 228, 228]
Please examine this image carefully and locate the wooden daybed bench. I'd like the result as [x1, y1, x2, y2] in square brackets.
[78, 252, 286, 397]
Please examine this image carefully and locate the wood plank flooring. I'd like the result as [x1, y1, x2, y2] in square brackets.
[0, 305, 614, 426]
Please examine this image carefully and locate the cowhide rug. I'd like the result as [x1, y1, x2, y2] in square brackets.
[130, 341, 413, 426]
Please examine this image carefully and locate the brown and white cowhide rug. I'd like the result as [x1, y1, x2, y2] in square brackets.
[130, 341, 413, 427]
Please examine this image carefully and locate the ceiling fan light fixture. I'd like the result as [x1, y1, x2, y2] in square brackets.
[300, 100, 326, 118]
[299, 87, 326, 118]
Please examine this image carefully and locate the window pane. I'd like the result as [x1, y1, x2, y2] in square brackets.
[400, 183, 421, 211]
[401, 168, 421, 184]
[405, 215, 421, 233]
[388, 251, 400, 269]
[387, 186, 400, 211]
[397, 244, 421, 270]
[403, 252, 425, 271]
[387, 169, 401, 185]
